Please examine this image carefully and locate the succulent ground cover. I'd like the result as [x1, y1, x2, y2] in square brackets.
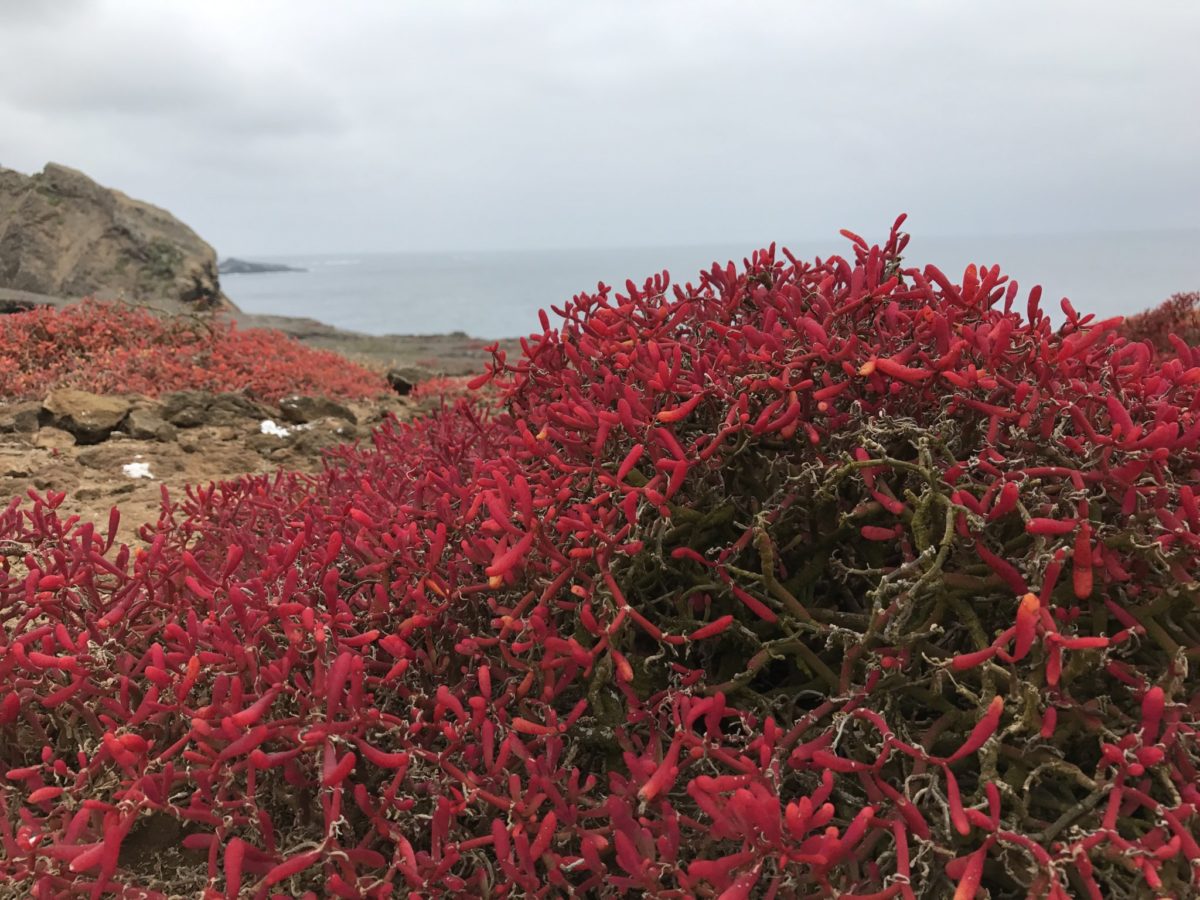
[0, 301, 388, 402]
[1118, 291, 1200, 362]
[1, 220, 1198, 897]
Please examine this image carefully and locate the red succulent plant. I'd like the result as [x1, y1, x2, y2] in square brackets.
[0, 219, 1197, 897]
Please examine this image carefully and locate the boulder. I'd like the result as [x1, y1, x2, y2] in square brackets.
[278, 395, 357, 425]
[43, 389, 131, 444]
[0, 163, 233, 310]
[385, 366, 433, 397]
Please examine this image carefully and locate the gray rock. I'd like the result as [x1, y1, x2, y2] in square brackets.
[279, 395, 357, 425]
[159, 392, 208, 427]
[43, 389, 131, 444]
[0, 401, 43, 434]
[124, 405, 177, 442]
[160, 391, 268, 427]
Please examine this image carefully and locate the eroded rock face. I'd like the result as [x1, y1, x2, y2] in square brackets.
[0, 163, 231, 309]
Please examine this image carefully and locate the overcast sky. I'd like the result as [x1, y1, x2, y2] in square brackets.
[1, 1, 1197, 255]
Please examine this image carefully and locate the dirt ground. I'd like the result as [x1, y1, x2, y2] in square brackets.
[0, 396, 416, 547]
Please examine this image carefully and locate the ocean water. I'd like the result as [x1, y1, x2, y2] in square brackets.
[223, 229, 1200, 339]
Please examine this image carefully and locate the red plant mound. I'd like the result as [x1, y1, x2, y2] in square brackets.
[1, 219, 1198, 897]
[0, 301, 388, 401]
[409, 375, 476, 402]
[1118, 291, 1200, 361]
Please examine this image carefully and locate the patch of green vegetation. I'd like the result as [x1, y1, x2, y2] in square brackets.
[140, 240, 183, 285]
[35, 185, 62, 207]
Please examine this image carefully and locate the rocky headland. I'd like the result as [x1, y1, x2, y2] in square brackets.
[0, 162, 517, 372]
[218, 257, 307, 275]
[0, 163, 228, 310]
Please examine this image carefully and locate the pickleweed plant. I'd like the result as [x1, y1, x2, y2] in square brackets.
[1118, 290, 1200, 361]
[0, 300, 388, 401]
[0, 218, 1197, 897]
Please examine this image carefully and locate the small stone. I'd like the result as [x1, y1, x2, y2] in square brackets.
[247, 432, 291, 456]
[159, 391, 209, 427]
[35, 426, 76, 449]
[209, 392, 270, 424]
[124, 405, 177, 442]
[385, 366, 433, 397]
[279, 395, 357, 425]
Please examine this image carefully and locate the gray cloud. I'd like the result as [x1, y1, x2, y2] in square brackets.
[0, 0, 1197, 254]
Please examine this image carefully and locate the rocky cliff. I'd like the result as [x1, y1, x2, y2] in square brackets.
[0, 163, 231, 310]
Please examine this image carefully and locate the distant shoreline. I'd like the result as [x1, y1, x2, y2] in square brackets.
[219, 257, 307, 275]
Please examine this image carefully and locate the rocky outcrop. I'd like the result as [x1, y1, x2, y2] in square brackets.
[0, 163, 231, 310]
